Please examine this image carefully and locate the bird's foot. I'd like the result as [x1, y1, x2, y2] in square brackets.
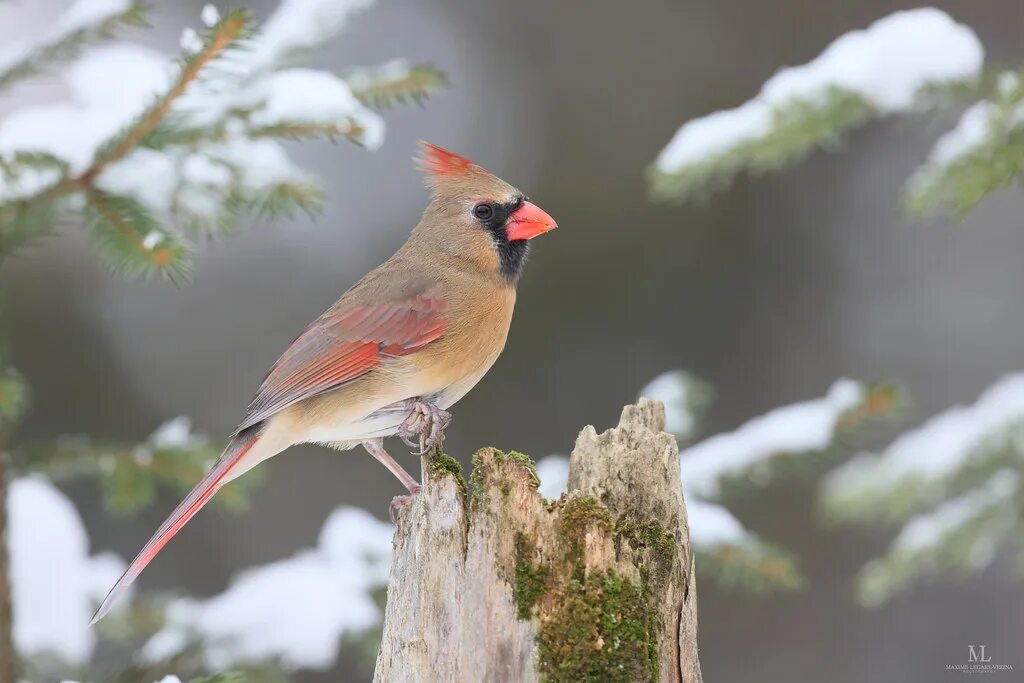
[389, 484, 421, 523]
[398, 399, 451, 455]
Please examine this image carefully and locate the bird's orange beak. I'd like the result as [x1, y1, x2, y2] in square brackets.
[506, 201, 557, 241]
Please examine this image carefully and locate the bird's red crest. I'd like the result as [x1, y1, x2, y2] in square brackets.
[418, 141, 476, 178]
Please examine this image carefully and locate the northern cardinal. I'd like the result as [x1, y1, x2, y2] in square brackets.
[92, 142, 556, 623]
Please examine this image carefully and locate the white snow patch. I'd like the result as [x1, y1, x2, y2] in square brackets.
[244, 69, 385, 149]
[825, 373, 1024, 497]
[681, 379, 863, 497]
[58, 0, 133, 33]
[143, 506, 393, 671]
[201, 4, 221, 28]
[180, 27, 203, 55]
[892, 470, 1018, 554]
[149, 416, 199, 449]
[251, 0, 375, 69]
[657, 8, 983, 171]
[687, 498, 751, 547]
[0, 45, 169, 172]
[639, 369, 702, 438]
[8, 477, 127, 664]
[535, 455, 569, 500]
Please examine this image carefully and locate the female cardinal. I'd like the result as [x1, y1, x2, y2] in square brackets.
[92, 142, 557, 622]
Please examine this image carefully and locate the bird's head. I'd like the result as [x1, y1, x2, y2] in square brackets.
[413, 141, 557, 284]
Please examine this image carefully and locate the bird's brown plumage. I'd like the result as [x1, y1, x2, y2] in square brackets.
[92, 142, 556, 623]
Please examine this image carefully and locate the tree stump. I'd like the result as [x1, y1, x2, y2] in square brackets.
[374, 399, 702, 682]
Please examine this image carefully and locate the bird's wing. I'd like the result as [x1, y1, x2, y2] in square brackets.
[236, 280, 446, 432]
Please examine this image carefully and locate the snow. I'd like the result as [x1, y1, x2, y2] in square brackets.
[535, 455, 569, 500]
[656, 101, 772, 172]
[0, 0, 389, 216]
[251, 0, 375, 69]
[680, 379, 863, 497]
[824, 373, 1024, 496]
[639, 369, 702, 438]
[244, 69, 385, 149]
[687, 498, 750, 547]
[179, 28, 203, 55]
[58, 0, 133, 33]
[0, 0, 134, 76]
[922, 102, 994, 167]
[657, 8, 983, 171]
[892, 470, 1018, 554]
[149, 415, 201, 449]
[534, 458, 751, 550]
[201, 4, 221, 28]
[0, 45, 170, 172]
[143, 506, 393, 671]
[8, 477, 127, 665]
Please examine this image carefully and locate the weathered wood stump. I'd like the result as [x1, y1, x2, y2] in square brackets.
[374, 399, 702, 682]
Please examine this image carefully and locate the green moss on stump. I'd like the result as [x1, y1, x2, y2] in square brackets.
[469, 448, 540, 502]
[615, 515, 676, 577]
[513, 532, 550, 618]
[508, 494, 661, 682]
[536, 569, 659, 683]
[427, 451, 466, 495]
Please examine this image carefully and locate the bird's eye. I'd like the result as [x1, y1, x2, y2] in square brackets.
[473, 203, 494, 221]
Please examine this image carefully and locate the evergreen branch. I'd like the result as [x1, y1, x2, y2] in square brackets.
[0, 365, 27, 429]
[12, 433, 260, 514]
[247, 120, 363, 143]
[348, 62, 447, 110]
[697, 540, 804, 593]
[240, 180, 325, 220]
[0, 2, 148, 90]
[80, 10, 250, 186]
[649, 88, 875, 203]
[852, 470, 1020, 606]
[904, 75, 1024, 217]
[85, 191, 192, 281]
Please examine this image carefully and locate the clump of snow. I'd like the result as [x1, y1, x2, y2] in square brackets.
[681, 379, 863, 497]
[243, 69, 385, 149]
[8, 477, 127, 664]
[149, 415, 202, 449]
[892, 470, 1018, 554]
[201, 4, 221, 28]
[921, 102, 994, 167]
[251, 0, 375, 69]
[535, 455, 569, 500]
[687, 498, 751, 547]
[824, 373, 1024, 499]
[0, 44, 170, 172]
[345, 59, 411, 92]
[639, 369, 704, 439]
[143, 506, 393, 671]
[657, 8, 983, 171]
[58, 0, 133, 33]
[179, 27, 203, 55]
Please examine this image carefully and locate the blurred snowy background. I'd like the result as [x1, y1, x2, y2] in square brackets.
[3, 0, 1024, 681]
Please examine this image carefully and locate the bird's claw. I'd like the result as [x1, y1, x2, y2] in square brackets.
[389, 485, 421, 523]
[398, 400, 451, 455]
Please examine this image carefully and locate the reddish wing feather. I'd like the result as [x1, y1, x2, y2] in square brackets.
[236, 288, 446, 432]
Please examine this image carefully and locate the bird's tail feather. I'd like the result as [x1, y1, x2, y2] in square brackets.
[90, 428, 261, 624]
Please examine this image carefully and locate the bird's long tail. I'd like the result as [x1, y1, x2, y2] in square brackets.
[90, 428, 262, 624]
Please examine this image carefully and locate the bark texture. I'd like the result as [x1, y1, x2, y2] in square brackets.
[374, 399, 702, 683]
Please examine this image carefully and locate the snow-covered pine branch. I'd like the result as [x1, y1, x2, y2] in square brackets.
[821, 372, 1024, 606]
[649, 8, 1002, 214]
[0, 0, 146, 90]
[905, 70, 1024, 216]
[539, 372, 896, 593]
[0, 0, 444, 280]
